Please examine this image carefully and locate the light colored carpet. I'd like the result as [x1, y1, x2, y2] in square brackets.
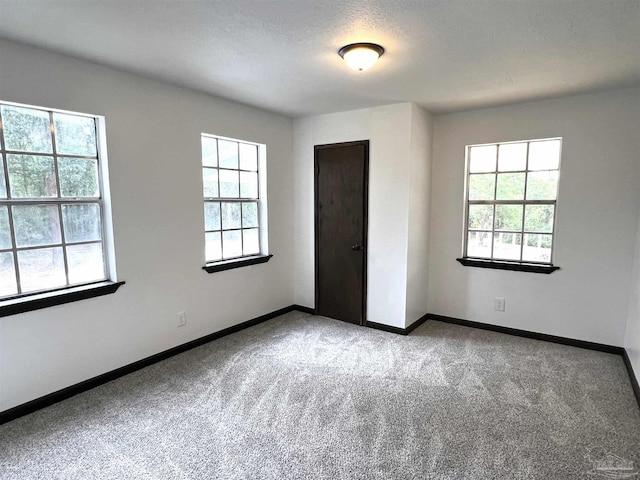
[1, 311, 639, 479]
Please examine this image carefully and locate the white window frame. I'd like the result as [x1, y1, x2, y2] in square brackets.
[0, 100, 119, 306]
[201, 133, 269, 272]
[461, 137, 562, 269]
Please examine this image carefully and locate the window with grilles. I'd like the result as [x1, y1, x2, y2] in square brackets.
[0, 102, 110, 299]
[462, 138, 561, 269]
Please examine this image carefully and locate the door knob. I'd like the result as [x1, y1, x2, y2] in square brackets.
[351, 244, 364, 251]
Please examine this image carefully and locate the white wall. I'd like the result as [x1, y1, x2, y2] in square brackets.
[1, 40, 636, 414]
[429, 88, 640, 346]
[0, 39, 295, 411]
[624, 147, 640, 386]
[293, 103, 432, 328]
[405, 105, 433, 325]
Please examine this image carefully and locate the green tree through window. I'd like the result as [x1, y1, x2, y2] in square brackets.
[464, 138, 561, 264]
[0, 102, 107, 298]
[201, 134, 264, 263]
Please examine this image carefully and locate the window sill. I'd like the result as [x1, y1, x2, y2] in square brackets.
[0, 280, 125, 318]
[456, 258, 560, 274]
[203, 254, 273, 273]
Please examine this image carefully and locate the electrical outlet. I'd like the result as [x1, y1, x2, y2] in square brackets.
[494, 297, 505, 312]
[177, 311, 186, 327]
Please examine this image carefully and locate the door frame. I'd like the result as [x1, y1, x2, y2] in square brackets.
[314, 140, 369, 326]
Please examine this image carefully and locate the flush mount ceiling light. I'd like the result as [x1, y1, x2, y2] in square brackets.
[338, 43, 385, 71]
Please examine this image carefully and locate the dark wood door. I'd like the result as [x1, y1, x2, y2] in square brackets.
[315, 141, 368, 325]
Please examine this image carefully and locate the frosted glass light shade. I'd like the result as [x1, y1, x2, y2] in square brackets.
[339, 43, 384, 71]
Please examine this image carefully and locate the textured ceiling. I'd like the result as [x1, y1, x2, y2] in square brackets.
[0, 0, 638, 117]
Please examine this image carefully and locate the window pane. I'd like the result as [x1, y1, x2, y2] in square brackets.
[498, 143, 527, 172]
[240, 171, 258, 198]
[202, 137, 218, 167]
[219, 169, 239, 198]
[0, 159, 7, 198]
[203, 168, 219, 198]
[204, 202, 221, 231]
[468, 145, 496, 173]
[202, 135, 265, 264]
[7, 155, 57, 198]
[0, 206, 11, 249]
[242, 202, 258, 228]
[496, 173, 525, 200]
[218, 140, 238, 169]
[468, 205, 493, 230]
[243, 228, 260, 255]
[18, 247, 66, 293]
[239, 143, 258, 171]
[67, 243, 104, 284]
[493, 233, 522, 261]
[528, 140, 560, 171]
[1, 105, 53, 153]
[0, 252, 17, 296]
[221, 202, 241, 230]
[58, 157, 99, 197]
[494, 204, 523, 231]
[62, 204, 101, 243]
[468, 173, 495, 200]
[13, 205, 61, 247]
[205, 232, 222, 261]
[523, 234, 552, 263]
[467, 231, 492, 258]
[222, 230, 242, 259]
[526, 171, 558, 200]
[524, 205, 554, 233]
[53, 113, 97, 157]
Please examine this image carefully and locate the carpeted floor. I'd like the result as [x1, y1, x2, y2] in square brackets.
[1, 311, 639, 479]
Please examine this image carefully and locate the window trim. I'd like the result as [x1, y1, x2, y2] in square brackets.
[201, 133, 269, 271]
[0, 100, 121, 307]
[0, 280, 125, 318]
[460, 137, 562, 272]
[202, 254, 272, 273]
[456, 257, 559, 274]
